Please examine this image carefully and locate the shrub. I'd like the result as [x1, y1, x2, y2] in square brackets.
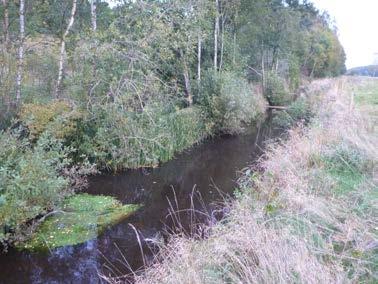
[19, 101, 72, 140]
[265, 71, 292, 106]
[81, 103, 210, 170]
[0, 131, 73, 245]
[199, 71, 265, 134]
[273, 97, 314, 128]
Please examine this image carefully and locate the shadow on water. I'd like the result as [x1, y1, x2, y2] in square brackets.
[0, 114, 283, 284]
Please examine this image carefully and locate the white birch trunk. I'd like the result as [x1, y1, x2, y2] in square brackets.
[219, 16, 225, 71]
[197, 33, 202, 89]
[55, 0, 77, 98]
[16, 0, 25, 103]
[233, 31, 236, 66]
[214, 0, 220, 70]
[90, 0, 97, 32]
[2, 0, 9, 48]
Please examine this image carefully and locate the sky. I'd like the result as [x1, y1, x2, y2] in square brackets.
[311, 0, 378, 69]
[106, 0, 378, 69]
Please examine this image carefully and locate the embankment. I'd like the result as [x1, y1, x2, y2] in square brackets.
[130, 77, 377, 284]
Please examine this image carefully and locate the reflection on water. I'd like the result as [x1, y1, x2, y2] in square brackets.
[0, 115, 282, 284]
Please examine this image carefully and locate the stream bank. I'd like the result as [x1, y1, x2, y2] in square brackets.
[0, 113, 283, 283]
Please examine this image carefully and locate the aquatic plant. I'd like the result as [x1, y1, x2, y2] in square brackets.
[18, 194, 141, 252]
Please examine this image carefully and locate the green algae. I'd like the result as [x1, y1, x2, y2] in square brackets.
[18, 194, 141, 252]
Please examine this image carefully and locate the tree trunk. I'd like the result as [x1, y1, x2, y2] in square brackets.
[90, 0, 97, 32]
[2, 0, 9, 49]
[214, 0, 220, 70]
[55, 0, 77, 98]
[16, 0, 25, 103]
[197, 33, 201, 89]
[219, 16, 225, 71]
[261, 47, 266, 93]
[233, 31, 236, 66]
[310, 60, 317, 78]
[180, 49, 192, 106]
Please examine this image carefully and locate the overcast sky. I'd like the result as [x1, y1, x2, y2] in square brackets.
[311, 0, 378, 69]
[106, 0, 378, 69]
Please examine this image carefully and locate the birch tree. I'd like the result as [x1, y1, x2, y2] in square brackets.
[214, 0, 219, 70]
[54, 0, 77, 97]
[16, 0, 25, 103]
[90, 0, 97, 32]
[2, 0, 9, 49]
[197, 33, 201, 88]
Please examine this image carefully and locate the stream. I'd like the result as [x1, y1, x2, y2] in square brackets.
[0, 114, 282, 284]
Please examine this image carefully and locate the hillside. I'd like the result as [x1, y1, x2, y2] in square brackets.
[347, 65, 378, 77]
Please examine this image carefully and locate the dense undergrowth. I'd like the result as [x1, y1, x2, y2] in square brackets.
[129, 77, 377, 284]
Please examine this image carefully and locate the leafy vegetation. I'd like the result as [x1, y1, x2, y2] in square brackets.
[18, 194, 141, 252]
[0, 130, 93, 246]
[273, 97, 314, 128]
[198, 71, 265, 134]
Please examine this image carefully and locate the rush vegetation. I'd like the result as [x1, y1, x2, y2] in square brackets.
[132, 77, 377, 284]
[0, 1, 345, 248]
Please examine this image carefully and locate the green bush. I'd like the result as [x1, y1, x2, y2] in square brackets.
[265, 72, 292, 106]
[199, 71, 265, 134]
[79, 103, 211, 170]
[273, 98, 313, 128]
[19, 101, 73, 140]
[0, 131, 74, 244]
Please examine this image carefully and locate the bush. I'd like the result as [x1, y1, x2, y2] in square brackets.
[265, 71, 292, 106]
[80, 103, 211, 170]
[18, 100, 88, 157]
[0, 131, 73, 245]
[198, 71, 265, 134]
[19, 101, 72, 140]
[273, 98, 313, 128]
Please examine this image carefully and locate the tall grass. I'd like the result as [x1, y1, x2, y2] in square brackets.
[115, 77, 378, 284]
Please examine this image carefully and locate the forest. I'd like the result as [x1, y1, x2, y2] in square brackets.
[0, 0, 348, 276]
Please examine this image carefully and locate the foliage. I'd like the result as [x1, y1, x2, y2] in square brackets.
[77, 104, 211, 170]
[0, 131, 73, 245]
[18, 194, 141, 251]
[273, 97, 314, 128]
[265, 71, 293, 106]
[199, 71, 265, 134]
[19, 101, 72, 140]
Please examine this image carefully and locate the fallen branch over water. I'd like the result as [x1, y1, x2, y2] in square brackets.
[267, 105, 288, 110]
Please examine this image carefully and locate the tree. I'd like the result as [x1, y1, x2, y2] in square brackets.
[214, 0, 220, 70]
[90, 0, 97, 32]
[1, 0, 9, 49]
[16, 0, 25, 103]
[55, 0, 77, 98]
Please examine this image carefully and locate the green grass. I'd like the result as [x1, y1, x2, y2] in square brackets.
[354, 81, 378, 106]
[322, 144, 368, 195]
[18, 194, 141, 252]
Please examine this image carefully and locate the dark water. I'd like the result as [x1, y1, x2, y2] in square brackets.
[0, 115, 282, 284]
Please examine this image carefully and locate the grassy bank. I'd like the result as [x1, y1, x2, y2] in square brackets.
[130, 77, 377, 283]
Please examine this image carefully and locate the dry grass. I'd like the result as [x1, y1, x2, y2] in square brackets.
[110, 77, 378, 284]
